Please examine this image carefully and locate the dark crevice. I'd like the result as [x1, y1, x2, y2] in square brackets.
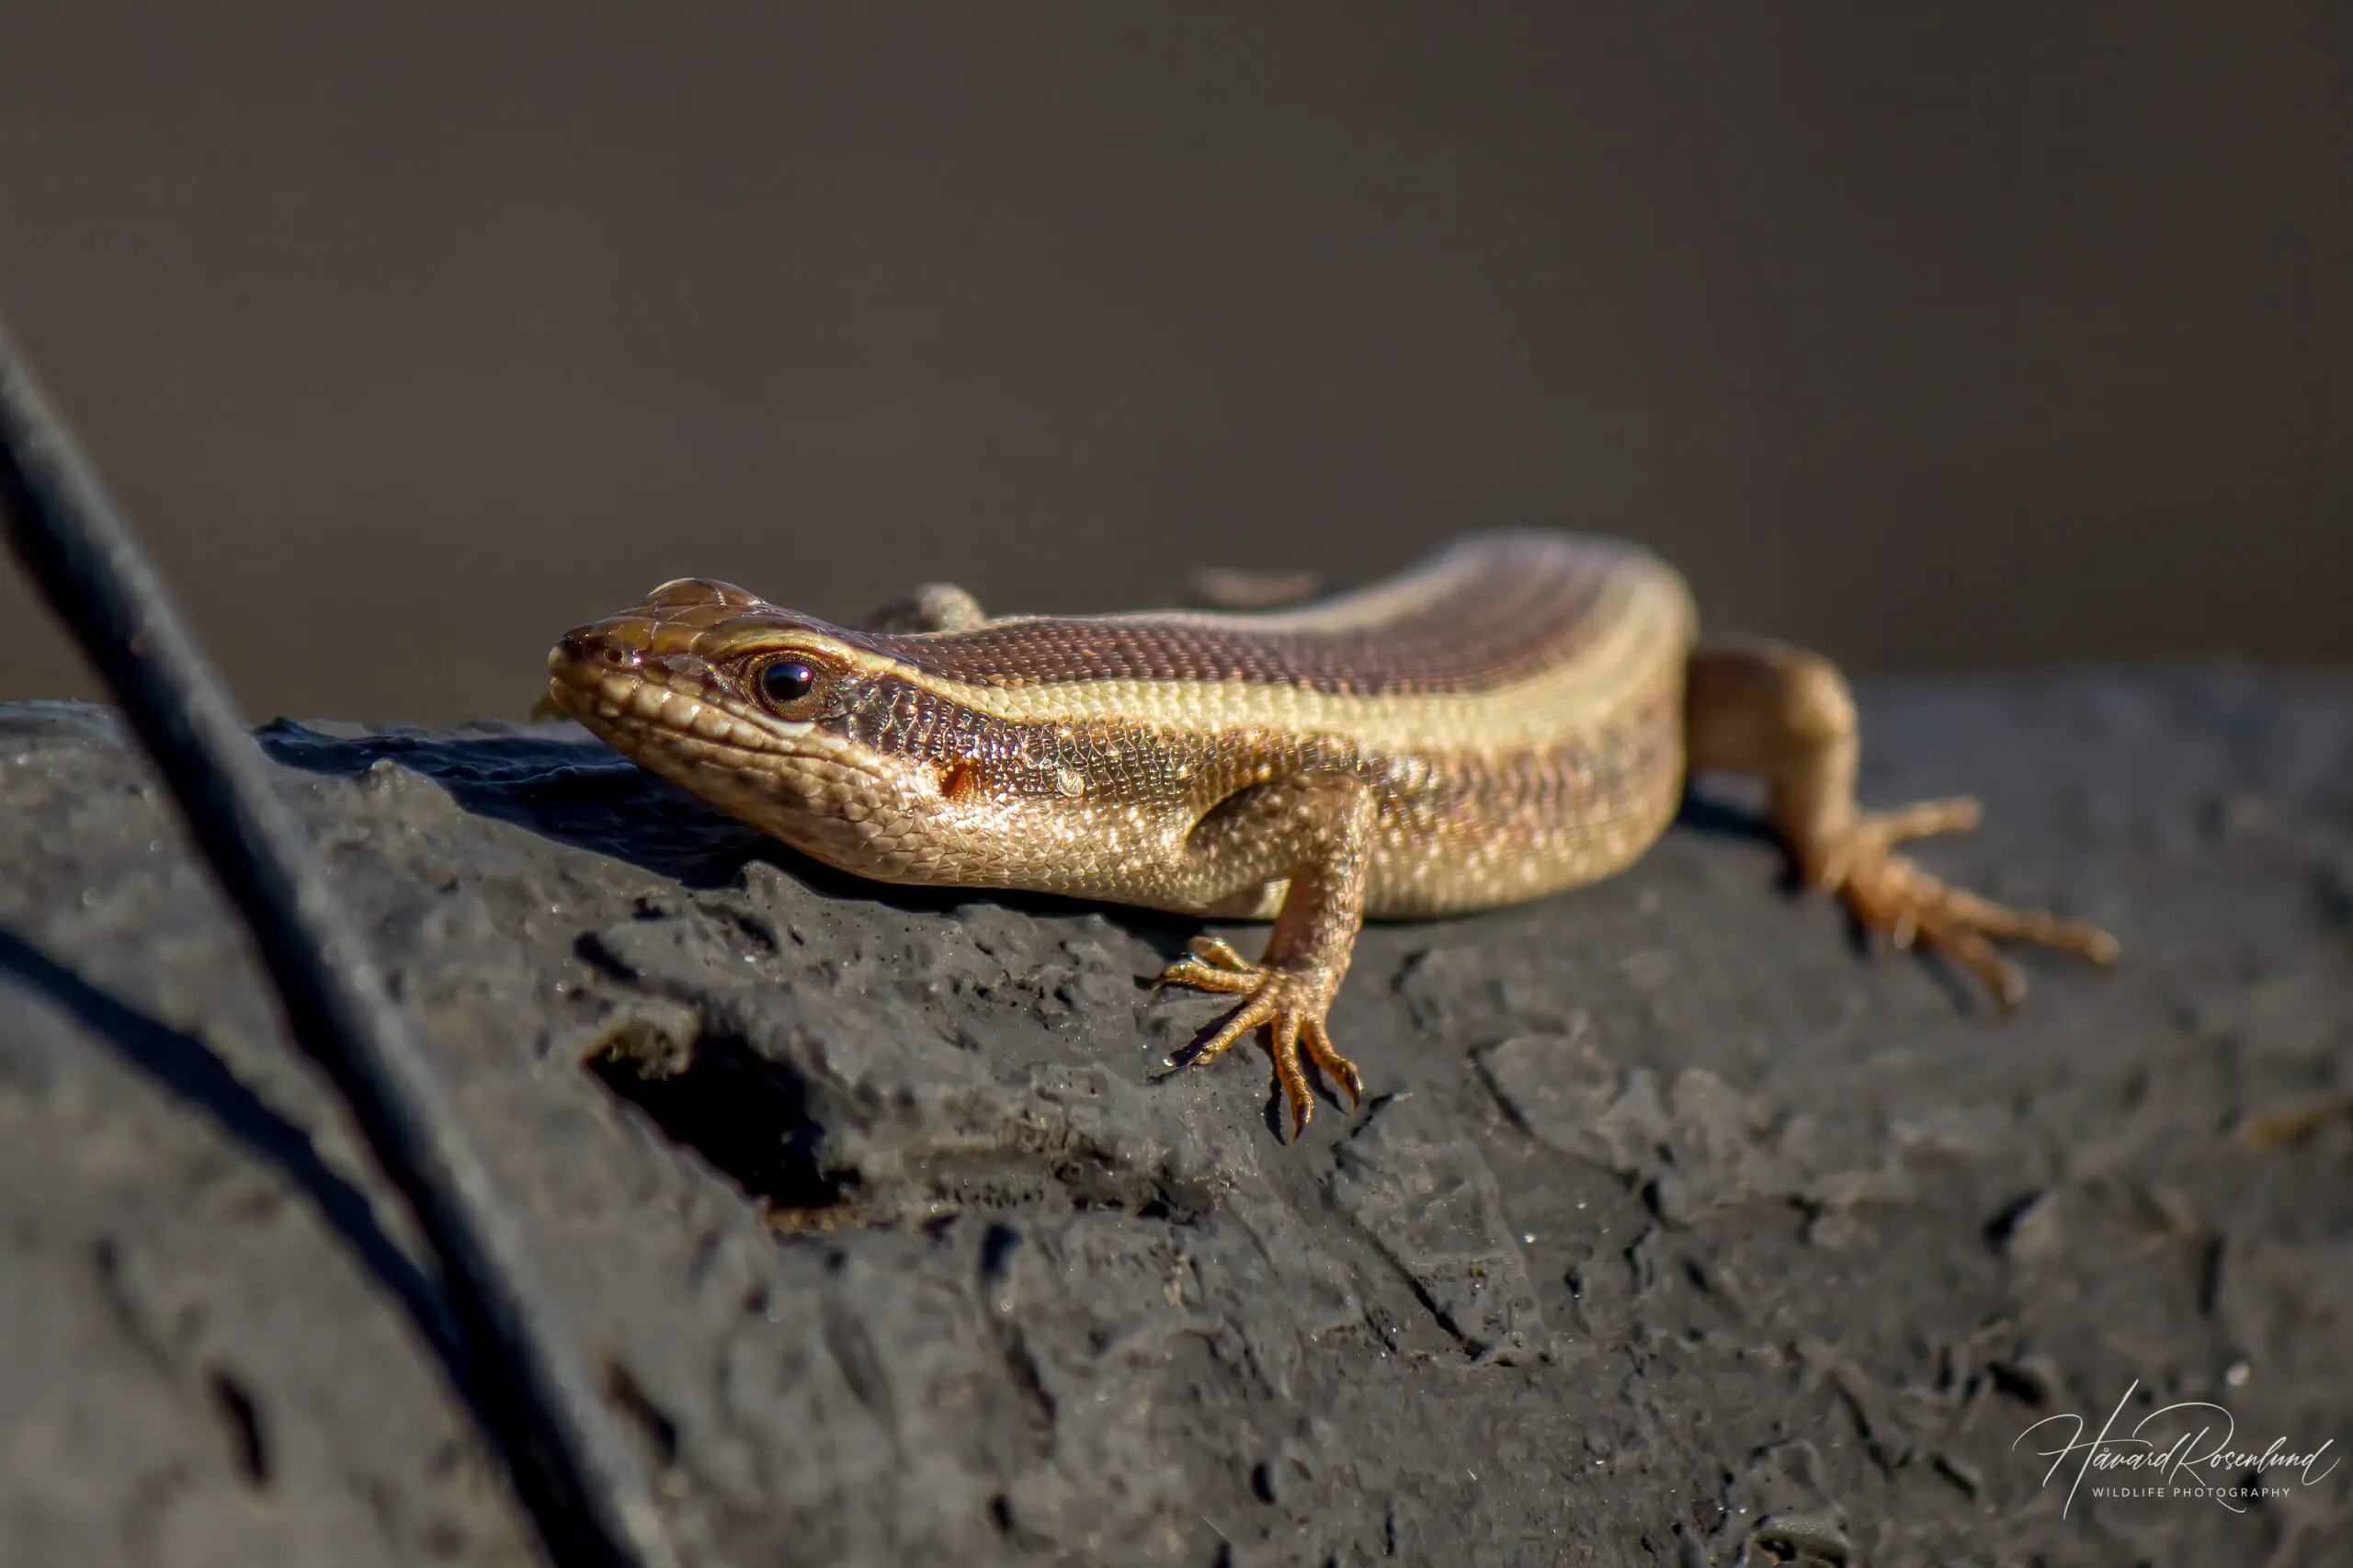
[1983, 1190, 2044, 1249]
[600, 1359, 679, 1471]
[587, 1027, 848, 1212]
[585, 1007, 1211, 1229]
[980, 1222, 1023, 1281]
[2197, 1235, 2225, 1317]
[996, 1326, 1059, 1450]
[207, 1369, 270, 1491]
[819, 1298, 897, 1433]
[1986, 1359, 2048, 1408]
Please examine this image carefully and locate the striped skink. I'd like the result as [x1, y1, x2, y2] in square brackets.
[547, 532, 2116, 1135]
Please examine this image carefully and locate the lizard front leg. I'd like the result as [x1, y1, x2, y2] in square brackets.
[1687, 636, 2118, 1005]
[863, 582, 989, 633]
[1155, 772, 1377, 1137]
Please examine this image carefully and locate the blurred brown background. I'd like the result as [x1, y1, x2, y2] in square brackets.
[0, 4, 2346, 723]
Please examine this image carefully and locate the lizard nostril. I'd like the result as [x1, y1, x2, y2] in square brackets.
[555, 631, 642, 672]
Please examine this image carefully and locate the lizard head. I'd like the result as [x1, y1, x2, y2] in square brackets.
[546, 577, 961, 880]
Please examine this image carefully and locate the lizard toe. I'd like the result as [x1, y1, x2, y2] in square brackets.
[1166, 967, 1355, 1138]
[1827, 804, 2118, 1009]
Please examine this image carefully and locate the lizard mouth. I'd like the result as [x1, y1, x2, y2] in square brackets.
[545, 627, 841, 766]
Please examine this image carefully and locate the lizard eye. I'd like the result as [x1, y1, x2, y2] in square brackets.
[756, 657, 824, 716]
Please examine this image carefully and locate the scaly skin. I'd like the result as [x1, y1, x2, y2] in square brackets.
[547, 532, 2117, 1137]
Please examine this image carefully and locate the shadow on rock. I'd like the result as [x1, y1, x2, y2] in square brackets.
[257, 719, 1213, 950]
[259, 718, 769, 889]
[0, 924, 468, 1385]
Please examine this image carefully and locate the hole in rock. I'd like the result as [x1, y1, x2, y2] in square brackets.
[588, 1026, 848, 1212]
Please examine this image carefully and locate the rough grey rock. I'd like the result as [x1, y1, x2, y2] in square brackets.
[1, 671, 2349, 1567]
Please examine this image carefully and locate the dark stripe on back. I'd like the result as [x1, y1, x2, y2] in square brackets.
[837, 534, 1651, 697]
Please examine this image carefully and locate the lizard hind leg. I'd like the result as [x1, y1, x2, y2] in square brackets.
[1686, 637, 2119, 1007]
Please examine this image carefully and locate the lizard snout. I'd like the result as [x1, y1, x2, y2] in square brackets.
[552, 625, 647, 674]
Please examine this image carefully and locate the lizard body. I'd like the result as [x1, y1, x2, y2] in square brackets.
[548, 531, 2116, 1133]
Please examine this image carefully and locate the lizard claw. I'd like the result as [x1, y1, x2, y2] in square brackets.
[1818, 798, 2119, 1008]
[1159, 943, 1359, 1137]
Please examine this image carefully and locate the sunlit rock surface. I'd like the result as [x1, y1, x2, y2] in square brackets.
[1, 673, 2348, 1566]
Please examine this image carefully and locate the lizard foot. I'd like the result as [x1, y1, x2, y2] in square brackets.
[1154, 936, 1363, 1137]
[1813, 797, 2119, 1008]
